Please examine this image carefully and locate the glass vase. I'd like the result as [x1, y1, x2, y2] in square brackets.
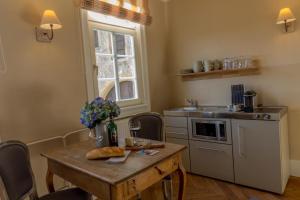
[90, 123, 109, 148]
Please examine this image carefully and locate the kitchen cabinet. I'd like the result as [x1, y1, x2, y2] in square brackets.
[164, 107, 289, 194]
[164, 116, 190, 172]
[166, 137, 190, 172]
[164, 116, 188, 128]
[165, 127, 188, 139]
[189, 140, 234, 182]
[231, 116, 289, 194]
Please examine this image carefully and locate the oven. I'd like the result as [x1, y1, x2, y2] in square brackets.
[188, 118, 232, 144]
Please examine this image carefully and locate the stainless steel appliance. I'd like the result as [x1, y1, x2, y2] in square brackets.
[243, 90, 257, 113]
[189, 118, 232, 144]
[188, 117, 233, 182]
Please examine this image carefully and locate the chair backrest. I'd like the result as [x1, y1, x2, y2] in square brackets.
[0, 141, 38, 200]
[128, 112, 164, 141]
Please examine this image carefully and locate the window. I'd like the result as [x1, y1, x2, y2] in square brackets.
[81, 11, 150, 116]
[94, 29, 138, 102]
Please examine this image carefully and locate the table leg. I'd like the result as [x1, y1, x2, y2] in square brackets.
[111, 185, 126, 200]
[177, 162, 187, 200]
[46, 169, 55, 193]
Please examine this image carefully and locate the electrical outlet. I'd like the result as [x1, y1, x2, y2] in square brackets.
[35, 27, 52, 43]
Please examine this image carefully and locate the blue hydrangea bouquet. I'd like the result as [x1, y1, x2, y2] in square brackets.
[80, 97, 120, 129]
[80, 97, 120, 147]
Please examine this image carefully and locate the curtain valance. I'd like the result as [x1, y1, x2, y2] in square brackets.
[81, 0, 152, 25]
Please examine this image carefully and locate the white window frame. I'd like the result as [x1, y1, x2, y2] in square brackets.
[80, 10, 151, 117]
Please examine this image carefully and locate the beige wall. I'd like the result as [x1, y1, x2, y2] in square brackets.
[167, 0, 300, 160]
[0, 0, 168, 143]
[146, 1, 171, 113]
[0, 0, 87, 143]
[0, 0, 168, 195]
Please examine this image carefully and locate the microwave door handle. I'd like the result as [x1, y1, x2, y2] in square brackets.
[216, 124, 221, 141]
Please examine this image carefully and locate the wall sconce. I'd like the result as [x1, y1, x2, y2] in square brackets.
[276, 8, 296, 33]
[36, 10, 62, 42]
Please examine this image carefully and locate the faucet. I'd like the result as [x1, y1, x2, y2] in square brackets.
[186, 99, 199, 108]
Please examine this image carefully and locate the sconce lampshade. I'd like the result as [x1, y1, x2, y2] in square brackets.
[40, 10, 62, 30]
[277, 8, 296, 24]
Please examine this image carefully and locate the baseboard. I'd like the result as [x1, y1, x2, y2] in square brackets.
[290, 160, 300, 177]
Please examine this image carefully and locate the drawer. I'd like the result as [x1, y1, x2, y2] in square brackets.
[190, 140, 234, 182]
[166, 137, 190, 172]
[125, 154, 180, 198]
[164, 117, 187, 128]
[165, 127, 188, 139]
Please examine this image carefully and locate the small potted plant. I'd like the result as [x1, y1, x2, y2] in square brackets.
[80, 97, 120, 147]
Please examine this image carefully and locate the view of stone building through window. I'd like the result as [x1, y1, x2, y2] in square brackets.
[94, 29, 138, 101]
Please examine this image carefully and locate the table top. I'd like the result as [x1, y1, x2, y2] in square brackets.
[41, 139, 186, 185]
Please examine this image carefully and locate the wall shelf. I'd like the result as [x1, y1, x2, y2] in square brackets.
[177, 67, 260, 80]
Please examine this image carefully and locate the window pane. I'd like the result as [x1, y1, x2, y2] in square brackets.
[96, 55, 115, 78]
[117, 57, 136, 78]
[115, 34, 134, 56]
[94, 30, 112, 54]
[119, 79, 136, 100]
[98, 80, 116, 101]
[93, 27, 139, 103]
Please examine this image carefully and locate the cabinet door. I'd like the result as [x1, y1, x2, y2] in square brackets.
[166, 137, 190, 172]
[164, 117, 187, 128]
[189, 140, 234, 182]
[232, 119, 282, 193]
[165, 127, 188, 139]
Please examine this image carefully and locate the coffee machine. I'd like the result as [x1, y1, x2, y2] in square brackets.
[243, 90, 257, 113]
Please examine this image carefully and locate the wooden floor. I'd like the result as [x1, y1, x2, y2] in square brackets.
[140, 174, 300, 200]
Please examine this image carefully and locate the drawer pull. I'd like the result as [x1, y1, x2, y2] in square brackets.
[196, 147, 225, 153]
[166, 131, 186, 135]
[127, 179, 137, 195]
[154, 166, 165, 175]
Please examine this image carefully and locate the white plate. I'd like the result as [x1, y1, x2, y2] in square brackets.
[105, 151, 131, 164]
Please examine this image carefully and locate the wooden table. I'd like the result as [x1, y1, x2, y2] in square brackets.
[42, 139, 187, 200]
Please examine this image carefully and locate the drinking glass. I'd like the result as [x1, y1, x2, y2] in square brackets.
[238, 57, 245, 68]
[245, 58, 253, 68]
[129, 120, 141, 145]
[232, 57, 239, 69]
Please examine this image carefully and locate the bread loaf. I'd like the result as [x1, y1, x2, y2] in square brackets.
[86, 147, 125, 160]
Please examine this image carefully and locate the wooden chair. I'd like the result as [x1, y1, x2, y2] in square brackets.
[0, 141, 91, 200]
[128, 112, 164, 141]
[129, 113, 173, 200]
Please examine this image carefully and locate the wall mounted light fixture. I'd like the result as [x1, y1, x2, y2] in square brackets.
[277, 8, 296, 33]
[36, 10, 62, 42]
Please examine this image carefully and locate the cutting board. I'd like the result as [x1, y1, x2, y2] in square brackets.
[125, 143, 165, 151]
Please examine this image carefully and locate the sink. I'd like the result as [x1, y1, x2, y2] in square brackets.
[183, 107, 198, 111]
[171, 106, 227, 112]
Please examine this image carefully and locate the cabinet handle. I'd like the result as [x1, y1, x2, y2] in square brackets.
[166, 132, 185, 135]
[238, 126, 246, 158]
[154, 166, 165, 175]
[196, 147, 225, 153]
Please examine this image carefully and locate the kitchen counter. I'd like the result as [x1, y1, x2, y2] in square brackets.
[164, 105, 290, 193]
[164, 106, 287, 121]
